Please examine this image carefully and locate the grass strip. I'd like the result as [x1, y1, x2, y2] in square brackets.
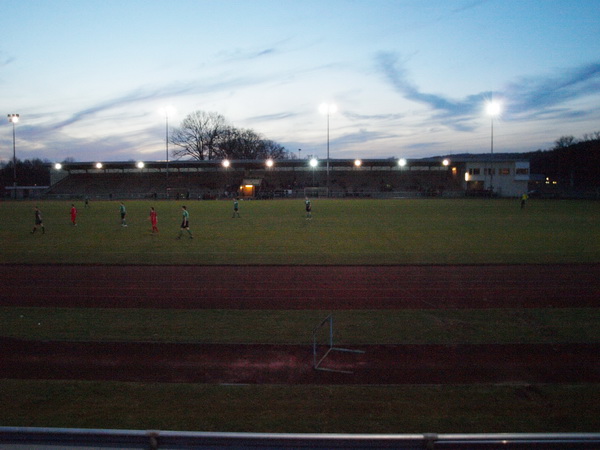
[1, 379, 599, 433]
[2, 307, 600, 344]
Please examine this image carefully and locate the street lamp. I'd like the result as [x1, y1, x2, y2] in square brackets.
[8, 114, 19, 199]
[319, 103, 337, 196]
[486, 100, 501, 192]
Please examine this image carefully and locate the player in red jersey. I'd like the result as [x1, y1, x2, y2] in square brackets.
[70, 204, 78, 226]
[149, 206, 158, 233]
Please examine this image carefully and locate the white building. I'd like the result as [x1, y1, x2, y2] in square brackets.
[463, 159, 530, 197]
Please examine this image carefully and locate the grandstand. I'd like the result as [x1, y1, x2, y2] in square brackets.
[46, 157, 529, 200]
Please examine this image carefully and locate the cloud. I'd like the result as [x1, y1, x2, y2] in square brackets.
[376, 51, 600, 130]
[375, 51, 485, 132]
[506, 63, 600, 119]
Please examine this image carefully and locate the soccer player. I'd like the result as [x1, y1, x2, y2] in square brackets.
[177, 205, 193, 239]
[70, 203, 78, 226]
[31, 206, 45, 234]
[232, 198, 241, 218]
[149, 206, 158, 233]
[520, 193, 528, 209]
[305, 197, 312, 219]
[119, 202, 127, 227]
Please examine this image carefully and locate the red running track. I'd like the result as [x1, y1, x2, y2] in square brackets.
[1, 264, 599, 309]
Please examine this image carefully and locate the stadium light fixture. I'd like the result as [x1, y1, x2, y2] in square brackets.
[95, 162, 103, 169]
[354, 159, 362, 167]
[442, 159, 450, 166]
[398, 158, 407, 167]
[54, 163, 62, 170]
[309, 157, 318, 186]
[222, 159, 230, 168]
[319, 102, 337, 196]
[266, 158, 274, 168]
[8, 114, 19, 198]
[136, 161, 145, 169]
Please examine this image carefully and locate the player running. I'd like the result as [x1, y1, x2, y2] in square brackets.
[31, 206, 45, 234]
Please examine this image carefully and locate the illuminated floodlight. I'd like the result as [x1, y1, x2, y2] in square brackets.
[486, 100, 501, 117]
[54, 163, 62, 170]
[136, 161, 145, 169]
[222, 159, 230, 168]
[354, 159, 362, 167]
[309, 158, 318, 168]
[398, 158, 407, 167]
[318, 103, 338, 115]
[8, 113, 19, 123]
[442, 159, 450, 166]
[266, 158, 274, 168]
[95, 162, 103, 169]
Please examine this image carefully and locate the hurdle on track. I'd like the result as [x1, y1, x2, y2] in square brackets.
[312, 314, 365, 374]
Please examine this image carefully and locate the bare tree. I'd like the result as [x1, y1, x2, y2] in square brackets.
[170, 111, 229, 160]
[554, 135, 576, 149]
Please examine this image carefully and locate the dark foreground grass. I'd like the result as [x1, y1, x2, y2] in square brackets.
[2, 307, 600, 344]
[1, 380, 599, 433]
[2, 198, 600, 264]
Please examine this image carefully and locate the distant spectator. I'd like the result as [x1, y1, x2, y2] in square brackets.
[521, 193, 528, 209]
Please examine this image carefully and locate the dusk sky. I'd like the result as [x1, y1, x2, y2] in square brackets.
[2, 0, 600, 164]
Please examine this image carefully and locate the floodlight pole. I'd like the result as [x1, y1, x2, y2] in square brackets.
[489, 114, 494, 192]
[8, 114, 19, 199]
[165, 111, 169, 185]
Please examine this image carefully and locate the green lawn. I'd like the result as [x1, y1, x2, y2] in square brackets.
[1, 198, 599, 264]
[2, 198, 600, 434]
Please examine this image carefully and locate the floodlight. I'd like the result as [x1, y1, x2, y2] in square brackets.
[136, 161, 145, 169]
[309, 158, 318, 167]
[54, 163, 62, 170]
[398, 158, 407, 167]
[266, 159, 274, 168]
[95, 162, 103, 169]
[354, 159, 362, 167]
[222, 159, 230, 168]
[443, 159, 450, 166]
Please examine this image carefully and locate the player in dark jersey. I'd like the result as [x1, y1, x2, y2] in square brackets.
[177, 205, 193, 239]
[31, 206, 45, 234]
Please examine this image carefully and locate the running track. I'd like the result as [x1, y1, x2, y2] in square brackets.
[2, 264, 599, 385]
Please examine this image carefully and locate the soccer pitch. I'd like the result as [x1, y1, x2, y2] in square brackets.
[1, 198, 599, 264]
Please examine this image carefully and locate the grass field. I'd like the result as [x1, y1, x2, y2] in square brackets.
[1, 198, 600, 434]
[1, 198, 599, 264]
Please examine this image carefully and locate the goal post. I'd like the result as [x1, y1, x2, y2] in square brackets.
[312, 314, 364, 374]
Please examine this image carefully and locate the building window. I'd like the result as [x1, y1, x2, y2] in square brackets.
[499, 168, 510, 175]
[469, 168, 481, 175]
[484, 168, 495, 175]
[516, 168, 529, 175]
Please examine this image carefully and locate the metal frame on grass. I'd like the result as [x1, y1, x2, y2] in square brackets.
[312, 314, 364, 374]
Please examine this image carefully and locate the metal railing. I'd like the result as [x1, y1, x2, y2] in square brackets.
[1, 427, 600, 449]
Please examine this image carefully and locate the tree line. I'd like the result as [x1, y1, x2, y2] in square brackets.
[170, 110, 290, 161]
